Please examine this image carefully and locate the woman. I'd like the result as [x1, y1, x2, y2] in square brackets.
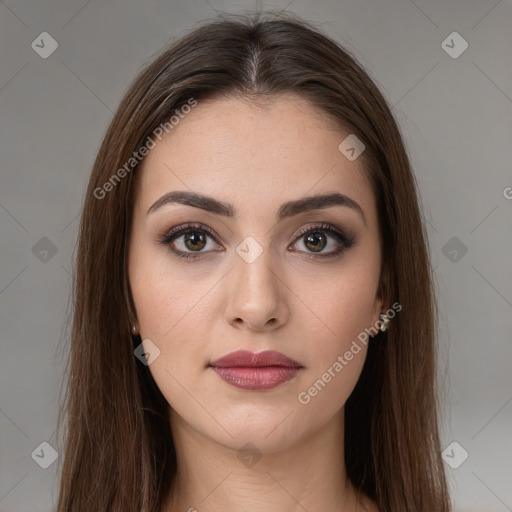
[56, 11, 451, 512]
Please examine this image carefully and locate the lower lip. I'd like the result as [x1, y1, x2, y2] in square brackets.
[210, 366, 301, 390]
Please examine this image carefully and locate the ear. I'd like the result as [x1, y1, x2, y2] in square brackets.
[126, 303, 139, 335]
[123, 273, 139, 333]
[372, 259, 391, 325]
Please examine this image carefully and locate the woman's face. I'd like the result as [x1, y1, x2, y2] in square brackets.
[128, 93, 384, 453]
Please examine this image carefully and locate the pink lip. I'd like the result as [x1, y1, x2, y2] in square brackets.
[209, 349, 303, 390]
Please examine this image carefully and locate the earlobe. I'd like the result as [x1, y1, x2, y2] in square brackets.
[378, 312, 391, 332]
[127, 308, 139, 336]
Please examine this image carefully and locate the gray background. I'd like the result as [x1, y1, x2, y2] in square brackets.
[1, 1, 511, 511]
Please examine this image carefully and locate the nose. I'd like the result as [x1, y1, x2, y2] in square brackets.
[225, 245, 290, 332]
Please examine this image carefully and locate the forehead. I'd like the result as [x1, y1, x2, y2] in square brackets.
[134, 93, 376, 223]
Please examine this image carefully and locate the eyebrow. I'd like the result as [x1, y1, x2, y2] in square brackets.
[147, 190, 366, 225]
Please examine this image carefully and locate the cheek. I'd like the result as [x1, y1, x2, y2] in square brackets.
[291, 257, 380, 352]
[129, 251, 218, 414]
[289, 259, 379, 411]
[292, 276, 374, 426]
[129, 236, 214, 342]
[128, 241, 228, 411]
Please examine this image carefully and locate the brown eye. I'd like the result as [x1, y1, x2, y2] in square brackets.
[157, 223, 222, 261]
[291, 223, 356, 259]
[183, 231, 207, 252]
[303, 232, 327, 253]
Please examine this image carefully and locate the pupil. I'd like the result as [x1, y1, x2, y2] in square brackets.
[305, 232, 326, 252]
[185, 232, 206, 251]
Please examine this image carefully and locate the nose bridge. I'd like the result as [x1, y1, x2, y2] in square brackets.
[236, 238, 279, 300]
[226, 238, 287, 328]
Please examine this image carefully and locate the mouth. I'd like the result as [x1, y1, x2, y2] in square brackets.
[208, 349, 303, 391]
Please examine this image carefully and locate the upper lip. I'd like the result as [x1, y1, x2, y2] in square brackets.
[209, 349, 302, 368]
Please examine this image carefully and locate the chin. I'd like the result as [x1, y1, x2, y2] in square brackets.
[206, 402, 314, 453]
[213, 425, 302, 455]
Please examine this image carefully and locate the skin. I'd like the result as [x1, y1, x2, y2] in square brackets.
[128, 93, 384, 512]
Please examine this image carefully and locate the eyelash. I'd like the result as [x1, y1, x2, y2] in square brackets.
[157, 222, 355, 262]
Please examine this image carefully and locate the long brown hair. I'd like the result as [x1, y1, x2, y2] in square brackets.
[56, 10, 451, 512]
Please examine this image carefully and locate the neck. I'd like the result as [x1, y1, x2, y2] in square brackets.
[163, 407, 362, 512]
